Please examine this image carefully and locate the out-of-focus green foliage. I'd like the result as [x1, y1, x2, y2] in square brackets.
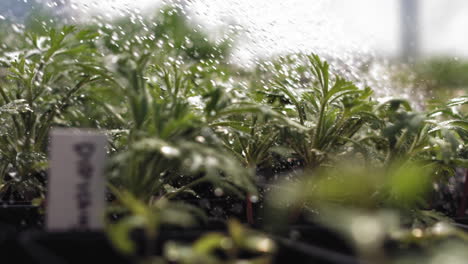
[415, 57, 468, 98]
[0, 25, 106, 200]
[265, 159, 468, 263]
[107, 186, 275, 263]
[94, 6, 232, 64]
[107, 185, 205, 257]
[160, 220, 276, 264]
[266, 160, 436, 211]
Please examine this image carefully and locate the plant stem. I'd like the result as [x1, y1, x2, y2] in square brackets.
[164, 176, 208, 200]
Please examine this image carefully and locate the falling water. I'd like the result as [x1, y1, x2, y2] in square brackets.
[0, 0, 450, 106]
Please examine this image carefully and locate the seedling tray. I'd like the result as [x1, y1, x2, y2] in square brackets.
[2, 223, 359, 264]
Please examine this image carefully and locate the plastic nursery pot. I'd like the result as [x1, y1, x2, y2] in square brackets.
[134, 225, 274, 261]
[17, 231, 130, 264]
[21, 223, 265, 263]
[270, 224, 358, 264]
[13, 221, 228, 264]
[0, 203, 40, 264]
[273, 236, 360, 264]
[453, 217, 468, 231]
[135, 221, 357, 264]
[0, 202, 42, 230]
[129, 220, 227, 257]
[457, 168, 468, 217]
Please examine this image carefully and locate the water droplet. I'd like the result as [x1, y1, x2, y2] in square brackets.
[249, 195, 259, 203]
[160, 146, 180, 157]
[214, 188, 224, 196]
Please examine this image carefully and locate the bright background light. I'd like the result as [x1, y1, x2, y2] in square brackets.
[6, 0, 468, 61]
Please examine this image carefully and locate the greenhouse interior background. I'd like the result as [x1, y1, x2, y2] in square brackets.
[3, 0, 468, 58]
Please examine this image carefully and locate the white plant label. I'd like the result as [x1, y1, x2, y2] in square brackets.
[46, 128, 107, 231]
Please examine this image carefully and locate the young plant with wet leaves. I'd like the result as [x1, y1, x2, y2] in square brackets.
[368, 96, 468, 179]
[0, 26, 104, 200]
[107, 56, 256, 203]
[201, 82, 288, 171]
[273, 54, 381, 169]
